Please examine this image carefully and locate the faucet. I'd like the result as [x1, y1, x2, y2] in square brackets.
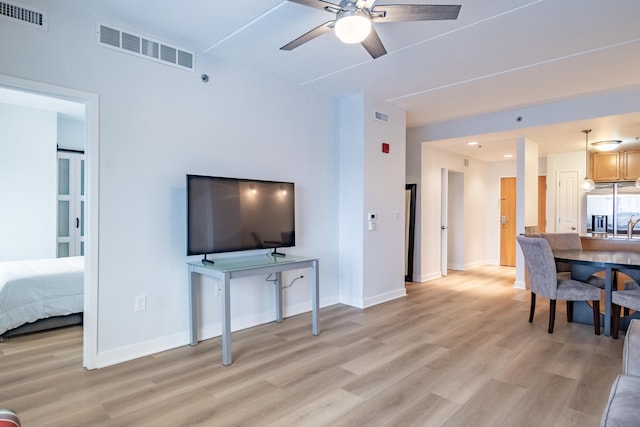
[628, 215, 640, 238]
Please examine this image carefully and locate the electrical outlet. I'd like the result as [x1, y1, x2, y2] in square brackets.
[135, 295, 146, 312]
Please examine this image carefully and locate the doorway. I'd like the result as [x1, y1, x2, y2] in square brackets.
[500, 177, 517, 266]
[500, 176, 547, 266]
[556, 170, 579, 232]
[0, 75, 100, 369]
[405, 184, 416, 282]
[441, 169, 464, 275]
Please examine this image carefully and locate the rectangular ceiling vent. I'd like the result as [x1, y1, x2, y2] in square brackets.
[0, 1, 48, 30]
[97, 23, 194, 71]
[374, 110, 389, 124]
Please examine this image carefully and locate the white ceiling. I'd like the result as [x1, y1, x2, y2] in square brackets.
[43, 0, 640, 161]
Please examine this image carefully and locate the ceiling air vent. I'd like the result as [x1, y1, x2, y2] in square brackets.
[374, 111, 389, 124]
[0, 1, 48, 30]
[97, 23, 194, 71]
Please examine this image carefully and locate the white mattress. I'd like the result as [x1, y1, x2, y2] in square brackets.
[0, 256, 84, 335]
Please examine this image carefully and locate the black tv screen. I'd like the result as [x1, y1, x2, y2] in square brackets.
[187, 174, 295, 256]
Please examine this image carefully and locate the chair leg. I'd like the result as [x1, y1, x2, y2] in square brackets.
[548, 299, 556, 333]
[529, 292, 536, 323]
[566, 301, 574, 323]
[592, 300, 601, 335]
[612, 304, 621, 339]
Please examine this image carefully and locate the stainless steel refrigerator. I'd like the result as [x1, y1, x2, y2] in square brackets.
[586, 182, 640, 236]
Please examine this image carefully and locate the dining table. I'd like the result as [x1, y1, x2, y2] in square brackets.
[553, 249, 640, 336]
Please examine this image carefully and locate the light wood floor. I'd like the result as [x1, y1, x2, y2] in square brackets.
[0, 265, 624, 426]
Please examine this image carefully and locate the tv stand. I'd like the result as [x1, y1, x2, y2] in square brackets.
[202, 254, 215, 265]
[187, 254, 319, 366]
[270, 248, 286, 258]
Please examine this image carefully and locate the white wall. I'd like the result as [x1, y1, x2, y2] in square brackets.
[362, 95, 406, 306]
[57, 116, 85, 151]
[338, 95, 365, 306]
[0, 1, 345, 366]
[338, 94, 407, 308]
[0, 103, 57, 261]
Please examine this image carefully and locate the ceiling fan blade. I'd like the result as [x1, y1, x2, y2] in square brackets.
[372, 4, 461, 22]
[280, 21, 335, 51]
[286, 0, 341, 13]
[356, 0, 376, 9]
[360, 26, 387, 59]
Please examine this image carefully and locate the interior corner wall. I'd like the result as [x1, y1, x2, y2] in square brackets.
[515, 137, 538, 288]
[405, 134, 422, 281]
[338, 94, 407, 308]
[338, 95, 365, 307]
[0, 103, 57, 261]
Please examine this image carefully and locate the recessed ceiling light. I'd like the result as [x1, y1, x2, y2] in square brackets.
[467, 141, 478, 145]
[504, 154, 513, 158]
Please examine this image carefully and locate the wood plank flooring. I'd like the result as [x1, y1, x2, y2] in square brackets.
[0, 265, 625, 426]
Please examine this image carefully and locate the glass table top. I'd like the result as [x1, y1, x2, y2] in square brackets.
[188, 254, 316, 273]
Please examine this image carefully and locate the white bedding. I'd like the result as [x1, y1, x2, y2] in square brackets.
[0, 256, 84, 335]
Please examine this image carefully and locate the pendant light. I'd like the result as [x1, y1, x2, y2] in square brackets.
[581, 129, 596, 192]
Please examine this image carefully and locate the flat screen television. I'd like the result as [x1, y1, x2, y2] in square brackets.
[187, 174, 295, 261]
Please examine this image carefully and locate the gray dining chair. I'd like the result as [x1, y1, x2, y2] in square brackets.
[517, 236, 601, 334]
[612, 290, 640, 339]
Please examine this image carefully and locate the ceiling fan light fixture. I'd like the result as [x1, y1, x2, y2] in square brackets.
[591, 140, 622, 152]
[334, 10, 371, 44]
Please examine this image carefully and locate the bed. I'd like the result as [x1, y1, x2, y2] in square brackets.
[0, 256, 84, 338]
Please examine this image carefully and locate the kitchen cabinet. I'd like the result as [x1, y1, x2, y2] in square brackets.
[623, 150, 640, 180]
[591, 151, 620, 181]
[591, 150, 640, 182]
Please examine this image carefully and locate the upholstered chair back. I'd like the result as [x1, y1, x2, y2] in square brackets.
[541, 233, 582, 250]
[517, 236, 558, 299]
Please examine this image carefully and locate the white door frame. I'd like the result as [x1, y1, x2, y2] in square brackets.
[441, 168, 448, 276]
[0, 74, 100, 369]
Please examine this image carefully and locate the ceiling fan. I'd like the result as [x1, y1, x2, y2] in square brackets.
[280, 0, 461, 59]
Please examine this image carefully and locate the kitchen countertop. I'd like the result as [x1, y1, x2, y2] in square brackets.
[582, 233, 640, 241]
[581, 234, 640, 254]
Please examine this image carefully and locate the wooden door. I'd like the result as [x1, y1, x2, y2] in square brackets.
[500, 177, 516, 266]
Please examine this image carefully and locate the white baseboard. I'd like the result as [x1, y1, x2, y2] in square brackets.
[95, 296, 338, 368]
[413, 271, 442, 282]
